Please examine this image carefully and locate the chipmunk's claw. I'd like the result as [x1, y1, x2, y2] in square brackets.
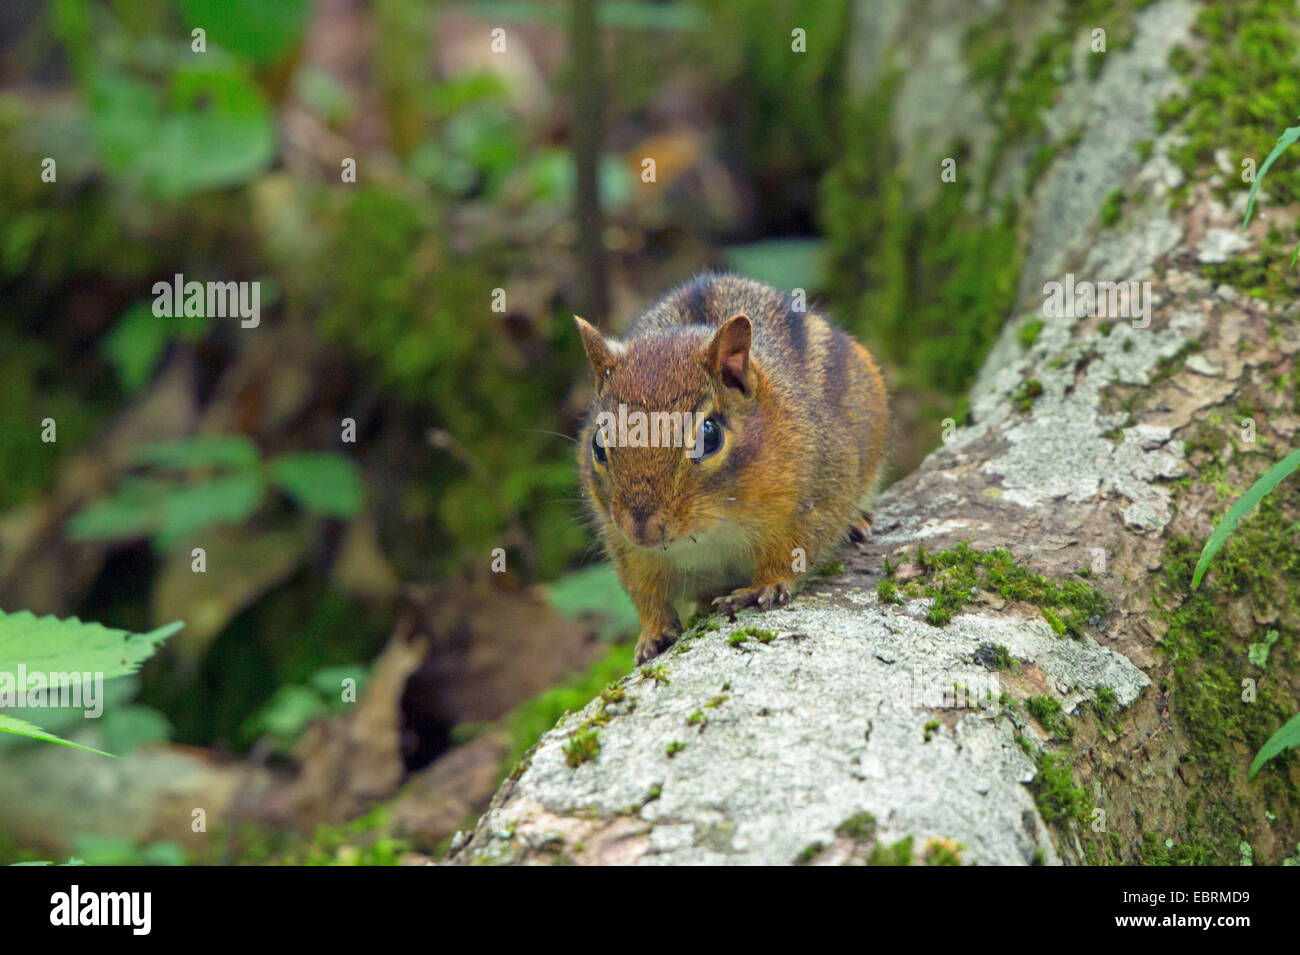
[713, 582, 792, 616]
[847, 510, 874, 544]
[635, 626, 679, 664]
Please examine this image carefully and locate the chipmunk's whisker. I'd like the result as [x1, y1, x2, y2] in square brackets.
[521, 428, 578, 444]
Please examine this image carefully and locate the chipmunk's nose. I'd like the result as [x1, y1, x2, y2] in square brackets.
[618, 503, 667, 546]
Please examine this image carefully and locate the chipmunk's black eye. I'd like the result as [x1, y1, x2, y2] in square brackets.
[592, 428, 608, 465]
[697, 417, 722, 458]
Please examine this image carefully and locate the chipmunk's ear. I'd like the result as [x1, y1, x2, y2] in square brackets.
[706, 314, 754, 395]
[574, 316, 620, 382]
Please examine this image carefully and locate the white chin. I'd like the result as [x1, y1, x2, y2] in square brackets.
[662, 521, 755, 580]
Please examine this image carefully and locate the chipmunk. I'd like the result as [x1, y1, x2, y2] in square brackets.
[575, 273, 889, 664]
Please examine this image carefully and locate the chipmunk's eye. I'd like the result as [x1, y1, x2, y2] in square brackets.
[696, 417, 723, 459]
[592, 428, 608, 465]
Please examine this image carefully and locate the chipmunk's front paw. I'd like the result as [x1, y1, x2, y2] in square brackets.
[713, 581, 791, 616]
[847, 510, 874, 544]
[635, 625, 679, 664]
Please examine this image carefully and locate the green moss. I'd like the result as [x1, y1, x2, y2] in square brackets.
[639, 663, 671, 685]
[974, 642, 1019, 672]
[704, 694, 729, 709]
[1089, 685, 1121, 731]
[1012, 377, 1044, 412]
[835, 813, 878, 841]
[665, 740, 686, 758]
[1098, 188, 1125, 227]
[1146, 487, 1300, 862]
[885, 542, 1108, 637]
[1158, 1, 1300, 213]
[1182, 420, 1225, 458]
[1025, 746, 1091, 826]
[968, 0, 1142, 192]
[684, 608, 723, 631]
[867, 834, 914, 866]
[1167, 44, 1195, 76]
[1200, 228, 1300, 304]
[1139, 833, 1214, 866]
[923, 838, 965, 866]
[1026, 695, 1074, 740]
[729, 625, 777, 646]
[794, 841, 826, 865]
[503, 643, 634, 770]
[817, 561, 845, 577]
[923, 718, 941, 742]
[877, 578, 902, 604]
[686, 709, 706, 728]
[1018, 318, 1045, 349]
[563, 727, 601, 768]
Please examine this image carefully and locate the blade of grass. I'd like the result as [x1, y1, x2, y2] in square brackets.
[1192, 447, 1300, 588]
[1250, 710, 1300, 777]
[1242, 121, 1300, 227]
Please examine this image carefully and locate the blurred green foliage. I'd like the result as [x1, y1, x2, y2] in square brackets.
[698, 0, 851, 230]
[69, 437, 362, 550]
[54, 0, 278, 198]
[822, 80, 1020, 401]
[241, 663, 370, 749]
[545, 563, 639, 640]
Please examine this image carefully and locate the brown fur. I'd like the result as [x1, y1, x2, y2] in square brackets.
[575, 273, 888, 663]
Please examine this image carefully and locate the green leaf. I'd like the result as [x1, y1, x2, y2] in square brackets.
[0, 609, 179, 756]
[179, 0, 310, 64]
[1192, 448, 1300, 588]
[101, 303, 169, 392]
[1248, 630, 1280, 669]
[268, 453, 363, 517]
[100, 704, 172, 755]
[309, 664, 368, 701]
[70, 445, 265, 546]
[154, 473, 266, 548]
[243, 684, 327, 742]
[1250, 710, 1300, 777]
[0, 609, 181, 682]
[545, 564, 639, 640]
[130, 435, 259, 470]
[67, 478, 170, 541]
[1243, 121, 1300, 227]
[101, 304, 211, 392]
[88, 61, 275, 198]
[0, 714, 114, 756]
